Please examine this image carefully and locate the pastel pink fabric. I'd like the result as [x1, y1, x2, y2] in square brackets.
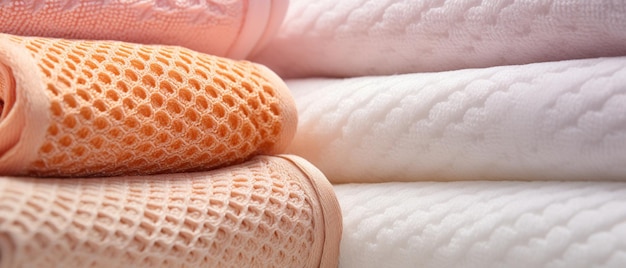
[0, 0, 288, 59]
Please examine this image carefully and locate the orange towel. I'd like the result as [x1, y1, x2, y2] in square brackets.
[0, 155, 342, 268]
[0, 0, 288, 59]
[0, 34, 297, 177]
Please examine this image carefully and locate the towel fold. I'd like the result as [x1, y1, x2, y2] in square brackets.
[0, 0, 289, 59]
[286, 56, 626, 183]
[0, 155, 342, 268]
[0, 34, 297, 177]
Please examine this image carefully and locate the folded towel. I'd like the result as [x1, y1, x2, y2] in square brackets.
[0, 155, 341, 268]
[0, 0, 288, 59]
[252, 0, 626, 78]
[335, 181, 626, 268]
[286, 56, 626, 183]
[0, 34, 297, 177]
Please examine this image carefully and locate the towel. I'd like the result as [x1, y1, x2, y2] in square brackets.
[286, 56, 626, 183]
[252, 0, 626, 78]
[0, 155, 342, 268]
[0, 33, 297, 177]
[335, 181, 626, 268]
[0, 0, 288, 59]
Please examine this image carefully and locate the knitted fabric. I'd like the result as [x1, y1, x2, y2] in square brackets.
[0, 155, 342, 268]
[335, 181, 626, 268]
[0, 0, 289, 59]
[252, 0, 626, 78]
[0, 33, 297, 177]
[286, 56, 626, 183]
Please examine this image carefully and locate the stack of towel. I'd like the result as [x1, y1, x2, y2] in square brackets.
[3, 0, 626, 267]
[0, 1, 340, 267]
[250, 1, 626, 267]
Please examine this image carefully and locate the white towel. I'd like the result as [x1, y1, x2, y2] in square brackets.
[252, 0, 626, 78]
[286, 56, 626, 183]
[335, 181, 626, 268]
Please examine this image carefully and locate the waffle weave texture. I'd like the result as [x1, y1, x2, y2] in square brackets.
[0, 33, 297, 177]
[0, 155, 342, 268]
[0, 0, 289, 59]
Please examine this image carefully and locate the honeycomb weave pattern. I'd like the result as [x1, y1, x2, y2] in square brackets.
[2, 35, 292, 177]
[0, 156, 319, 268]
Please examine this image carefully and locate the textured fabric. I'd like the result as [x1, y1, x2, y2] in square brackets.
[286, 56, 626, 183]
[0, 33, 297, 177]
[0, 155, 342, 268]
[252, 0, 626, 78]
[335, 181, 626, 268]
[0, 0, 289, 59]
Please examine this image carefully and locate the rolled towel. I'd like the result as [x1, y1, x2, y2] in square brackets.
[0, 155, 341, 268]
[0, 0, 288, 59]
[0, 34, 297, 177]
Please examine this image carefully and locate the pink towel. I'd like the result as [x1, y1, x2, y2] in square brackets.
[0, 0, 288, 59]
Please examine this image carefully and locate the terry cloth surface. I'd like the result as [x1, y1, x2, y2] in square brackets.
[251, 0, 626, 78]
[335, 181, 626, 268]
[0, 33, 297, 177]
[0, 0, 289, 59]
[0, 155, 342, 268]
[286, 56, 626, 183]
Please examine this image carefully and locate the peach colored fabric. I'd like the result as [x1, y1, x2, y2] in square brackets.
[0, 155, 342, 268]
[0, 33, 297, 177]
[0, 0, 288, 59]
